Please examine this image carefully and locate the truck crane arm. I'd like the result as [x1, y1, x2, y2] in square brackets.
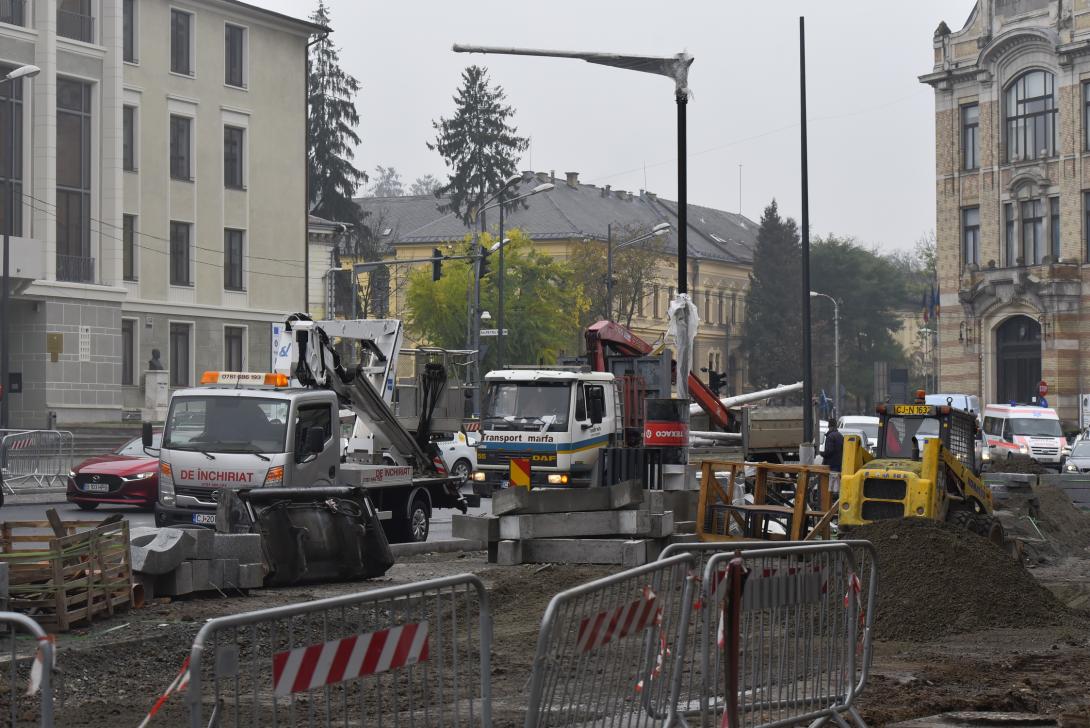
[285, 314, 437, 475]
[584, 320, 733, 429]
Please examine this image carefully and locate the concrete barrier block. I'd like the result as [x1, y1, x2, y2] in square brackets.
[156, 561, 194, 597]
[189, 560, 211, 591]
[649, 511, 675, 539]
[210, 558, 240, 589]
[238, 563, 265, 589]
[451, 514, 500, 542]
[492, 481, 643, 515]
[131, 529, 196, 575]
[645, 491, 700, 521]
[499, 509, 651, 540]
[212, 533, 264, 564]
[496, 540, 523, 566]
[176, 527, 215, 559]
[674, 520, 697, 534]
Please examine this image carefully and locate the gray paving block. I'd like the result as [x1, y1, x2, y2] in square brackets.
[176, 527, 215, 559]
[451, 514, 500, 542]
[501, 538, 651, 566]
[674, 520, 697, 534]
[238, 563, 266, 589]
[649, 511, 675, 539]
[210, 558, 240, 588]
[644, 490, 700, 521]
[131, 529, 196, 575]
[156, 561, 194, 597]
[492, 481, 643, 516]
[189, 560, 210, 591]
[499, 510, 651, 540]
[212, 534, 264, 564]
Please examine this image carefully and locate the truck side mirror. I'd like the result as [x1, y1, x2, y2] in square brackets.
[142, 421, 154, 448]
[589, 395, 604, 425]
[305, 427, 325, 454]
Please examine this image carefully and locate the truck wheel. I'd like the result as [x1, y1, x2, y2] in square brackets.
[971, 514, 1007, 548]
[947, 509, 974, 531]
[405, 496, 430, 543]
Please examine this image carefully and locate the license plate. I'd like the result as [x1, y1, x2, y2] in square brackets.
[893, 405, 932, 415]
[83, 482, 110, 493]
[192, 513, 216, 525]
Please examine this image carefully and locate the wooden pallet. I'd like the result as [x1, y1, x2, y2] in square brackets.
[696, 461, 835, 542]
[0, 519, 134, 631]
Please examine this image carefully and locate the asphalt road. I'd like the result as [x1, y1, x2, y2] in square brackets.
[4, 493, 491, 541]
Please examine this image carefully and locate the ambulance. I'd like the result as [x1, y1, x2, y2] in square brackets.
[981, 403, 1065, 468]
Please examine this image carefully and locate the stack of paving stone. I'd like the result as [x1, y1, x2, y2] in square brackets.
[453, 481, 700, 567]
[129, 527, 267, 599]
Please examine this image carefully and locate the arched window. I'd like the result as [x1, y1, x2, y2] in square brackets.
[1006, 70, 1057, 162]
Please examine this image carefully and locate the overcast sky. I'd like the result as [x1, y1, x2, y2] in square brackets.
[259, 0, 977, 253]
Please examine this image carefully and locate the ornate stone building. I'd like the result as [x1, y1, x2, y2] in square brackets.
[921, 0, 1090, 428]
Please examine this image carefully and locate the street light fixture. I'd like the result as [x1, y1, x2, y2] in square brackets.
[810, 291, 839, 420]
[1, 64, 39, 429]
[606, 222, 671, 321]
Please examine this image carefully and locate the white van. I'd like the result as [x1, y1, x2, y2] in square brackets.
[981, 404, 1064, 468]
[926, 393, 981, 422]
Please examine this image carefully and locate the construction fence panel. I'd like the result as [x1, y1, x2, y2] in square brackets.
[0, 431, 75, 491]
[658, 540, 877, 724]
[524, 552, 697, 728]
[0, 611, 55, 728]
[186, 574, 492, 728]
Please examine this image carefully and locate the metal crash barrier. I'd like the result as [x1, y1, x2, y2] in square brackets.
[0, 611, 55, 728]
[186, 574, 492, 727]
[659, 541, 877, 726]
[0, 431, 75, 491]
[525, 553, 697, 728]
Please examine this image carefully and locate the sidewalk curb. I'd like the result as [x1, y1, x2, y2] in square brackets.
[6, 490, 68, 506]
[390, 539, 486, 557]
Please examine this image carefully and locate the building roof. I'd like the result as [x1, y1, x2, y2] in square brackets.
[355, 171, 757, 265]
[221, 0, 328, 34]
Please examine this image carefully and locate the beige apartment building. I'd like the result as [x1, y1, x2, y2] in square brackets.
[922, 0, 1090, 428]
[0, 0, 320, 427]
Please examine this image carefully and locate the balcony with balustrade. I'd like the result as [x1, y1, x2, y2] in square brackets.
[57, 7, 94, 43]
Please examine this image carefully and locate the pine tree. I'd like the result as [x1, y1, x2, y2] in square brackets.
[308, 1, 365, 223]
[370, 165, 404, 197]
[742, 200, 803, 389]
[428, 66, 528, 226]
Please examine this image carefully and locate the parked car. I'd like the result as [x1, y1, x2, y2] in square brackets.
[66, 432, 162, 511]
[436, 431, 478, 480]
[1064, 440, 1090, 473]
[838, 416, 879, 446]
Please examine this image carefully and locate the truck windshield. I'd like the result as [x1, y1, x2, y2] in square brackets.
[1010, 418, 1062, 437]
[163, 396, 290, 453]
[482, 382, 571, 432]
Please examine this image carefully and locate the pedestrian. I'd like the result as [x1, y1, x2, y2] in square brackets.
[822, 420, 844, 495]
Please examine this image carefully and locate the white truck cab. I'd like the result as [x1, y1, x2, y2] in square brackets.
[472, 368, 618, 493]
[155, 374, 341, 526]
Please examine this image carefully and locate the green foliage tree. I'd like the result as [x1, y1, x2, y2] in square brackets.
[428, 66, 529, 226]
[405, 229, 586, 370]
[409, 174, 441, 196]
[810, 235, 913, 413]
[742, 201, 803, 389]
[308, 1, 366, 223]
[568, 224, 669, 331]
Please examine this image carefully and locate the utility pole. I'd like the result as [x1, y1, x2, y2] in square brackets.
[799, 17, 814, 447]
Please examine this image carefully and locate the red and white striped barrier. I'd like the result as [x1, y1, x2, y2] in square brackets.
[576, 586, 661, 653]
[271, 621, 430, 696]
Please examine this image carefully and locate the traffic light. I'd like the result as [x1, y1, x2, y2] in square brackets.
[706, 369, 725, 395]
[479, 248, 491, 277]
[431, 248, 443, 282]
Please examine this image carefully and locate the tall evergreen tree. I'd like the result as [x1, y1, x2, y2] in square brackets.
[742, 200, 803, 389]
[428, 66, 528, 225]
[308, 1, 365, 222]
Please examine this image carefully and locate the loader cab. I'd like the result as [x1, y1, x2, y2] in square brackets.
[876, 401, 979, 474]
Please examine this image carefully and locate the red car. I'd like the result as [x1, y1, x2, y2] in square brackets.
[66, 432, 162, 511]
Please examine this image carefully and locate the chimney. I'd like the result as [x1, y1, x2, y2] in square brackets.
[602, 184, 611, 198]
[550, 169, 555, 182]
[521, 170, 534, 181]
[536, 171, 549, 182]
[565, 171, 579, 188]
[615, 189, 626, 200]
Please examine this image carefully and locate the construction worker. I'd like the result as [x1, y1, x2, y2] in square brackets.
[822, 420, 844, 494]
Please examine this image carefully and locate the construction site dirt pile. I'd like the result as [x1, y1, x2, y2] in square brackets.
[989, 455, 1049, 474]
[851, 518, 1077, 642]
[1033, 483, 1090, 556]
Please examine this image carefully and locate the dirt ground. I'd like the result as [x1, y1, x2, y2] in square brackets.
[3, 528, 1090, 725]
